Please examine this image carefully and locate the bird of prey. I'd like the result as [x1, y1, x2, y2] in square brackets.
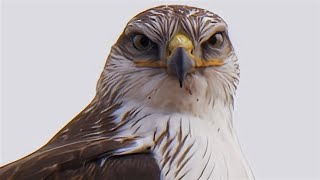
[0, 5, 254, 180]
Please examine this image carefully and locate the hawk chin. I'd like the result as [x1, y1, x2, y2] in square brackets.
[0, 5, 254, 180]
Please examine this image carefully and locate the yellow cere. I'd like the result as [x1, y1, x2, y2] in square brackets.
[168, 34, 194, 53]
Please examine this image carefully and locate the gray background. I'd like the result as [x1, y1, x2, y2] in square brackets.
[1, 0, 319, 180]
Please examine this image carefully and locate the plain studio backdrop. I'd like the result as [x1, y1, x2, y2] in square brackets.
[1, 0, 319, 179]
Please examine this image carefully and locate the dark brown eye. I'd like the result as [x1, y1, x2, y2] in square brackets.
[133, 34, 153, 51]
[207, 33, 224, 47]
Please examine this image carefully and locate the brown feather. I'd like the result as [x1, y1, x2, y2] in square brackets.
[0, 96, 160, 179]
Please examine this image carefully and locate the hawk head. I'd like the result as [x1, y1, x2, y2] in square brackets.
[97, 5, 239, 117]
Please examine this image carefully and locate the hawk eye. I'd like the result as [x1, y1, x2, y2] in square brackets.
[132, 34, 153, 51]
[207, 33, 224, 48]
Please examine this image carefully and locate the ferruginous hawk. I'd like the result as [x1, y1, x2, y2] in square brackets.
[0, 5, 254, 180]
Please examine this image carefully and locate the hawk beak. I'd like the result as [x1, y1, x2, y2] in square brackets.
[167, 34, 194, 88]
[168, 47, 194, 88]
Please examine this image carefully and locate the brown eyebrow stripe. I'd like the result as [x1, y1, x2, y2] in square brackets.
[134, 60, 167, 68]
[134, 58, 224, 68]
[194, 58, 225, 67]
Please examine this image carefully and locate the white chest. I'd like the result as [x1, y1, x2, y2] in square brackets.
[112, 106, 254, 180]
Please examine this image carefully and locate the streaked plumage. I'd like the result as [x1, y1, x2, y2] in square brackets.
[0, 5, 254, 180]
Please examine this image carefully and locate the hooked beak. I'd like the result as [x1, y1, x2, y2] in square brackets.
[167, 34, 194, 88]
[167, 47, 194, 88]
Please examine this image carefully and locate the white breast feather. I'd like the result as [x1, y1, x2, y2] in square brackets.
[109, 81, 254, 180]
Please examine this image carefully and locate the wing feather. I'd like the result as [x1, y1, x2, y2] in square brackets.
[0, 100, 160, 180]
